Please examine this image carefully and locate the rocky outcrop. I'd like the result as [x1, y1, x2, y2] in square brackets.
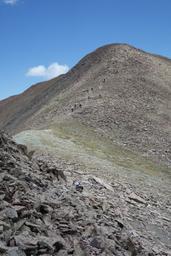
[0, 132, 170, 255]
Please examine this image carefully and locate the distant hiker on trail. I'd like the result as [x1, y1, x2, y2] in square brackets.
[73, 180, 83, 192]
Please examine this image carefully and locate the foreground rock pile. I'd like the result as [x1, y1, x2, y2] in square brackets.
[0, 132, 170, 255]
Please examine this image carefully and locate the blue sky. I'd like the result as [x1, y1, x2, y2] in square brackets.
[0, 0, 171, 100]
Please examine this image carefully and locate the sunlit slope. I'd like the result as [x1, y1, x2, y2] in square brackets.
[14, 120, 171, 178]
[1, 44, 171, 165]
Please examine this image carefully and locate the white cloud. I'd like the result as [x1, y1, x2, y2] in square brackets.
[3, 0, 18, 5]
[27, 65, 46, 77]
[26, 62, 69, 79]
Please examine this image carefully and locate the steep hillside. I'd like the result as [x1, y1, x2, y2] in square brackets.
[0, 44, 171, 165]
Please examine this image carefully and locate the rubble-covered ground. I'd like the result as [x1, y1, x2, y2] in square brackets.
[0, 132, 171, 256]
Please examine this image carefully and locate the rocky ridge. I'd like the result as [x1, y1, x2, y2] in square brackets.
[0, 44, 171, 165]
[0, 132, 171, 255]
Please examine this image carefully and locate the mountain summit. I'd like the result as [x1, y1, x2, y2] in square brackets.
[0, 44, 171, 165]
[1, 44, 171, 255]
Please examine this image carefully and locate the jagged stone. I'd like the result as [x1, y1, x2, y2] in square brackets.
[0, 240, 8, 253]
[7, 247, 27, 256]
[5, 207, 18, 221]
[14, 219, 26, 232]
[0, 132, 170, 255]
[128, 192, 146, 205]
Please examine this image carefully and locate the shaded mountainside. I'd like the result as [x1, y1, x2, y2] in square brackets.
[0, 132, 171, 255]
[0, 44, 171, 165]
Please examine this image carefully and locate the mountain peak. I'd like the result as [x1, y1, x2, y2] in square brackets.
[0, 44, 171, 166]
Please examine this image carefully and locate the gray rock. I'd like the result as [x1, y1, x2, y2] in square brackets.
[0, 240, 7, 253]
[5, 207, 18, 221]
[128, 192, 146, 204]
[56, 250, 68, 256]
[7, 247, 26, 256]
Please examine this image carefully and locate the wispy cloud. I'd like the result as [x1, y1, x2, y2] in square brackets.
[3, 0, 19, 5]
[26, 62, 69, 79]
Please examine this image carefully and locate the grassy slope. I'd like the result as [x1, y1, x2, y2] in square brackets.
[14, 120, 171, 179]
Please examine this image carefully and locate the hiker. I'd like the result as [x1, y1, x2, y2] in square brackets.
[73, 180, 83, 192]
